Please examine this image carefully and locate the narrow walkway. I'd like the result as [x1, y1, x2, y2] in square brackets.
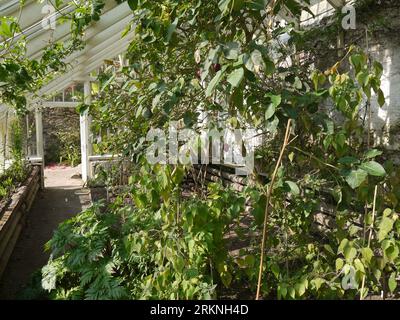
[0, 166, 91, 299]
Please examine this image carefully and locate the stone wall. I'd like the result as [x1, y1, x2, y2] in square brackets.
[42, 108, 80, 165]
[307, 1, 400, 156]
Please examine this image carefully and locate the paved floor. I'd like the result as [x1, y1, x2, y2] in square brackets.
[0, 166, 91, 299]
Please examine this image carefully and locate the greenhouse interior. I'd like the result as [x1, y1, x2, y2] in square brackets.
[0, 0, 400, 302]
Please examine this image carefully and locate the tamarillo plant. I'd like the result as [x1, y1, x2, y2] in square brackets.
[34, 0, 400, 299]
[42, 161, 246, 299]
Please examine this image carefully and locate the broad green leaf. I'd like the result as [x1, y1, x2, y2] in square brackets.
[265, 103, 275, 120]
[312, 278, 324, 291]
[338, 238, 349, 254]
[205, 70, 223, 97]
[388, 272, 397, 293]
[227, 67, 244, 88]
[223, 42, 240, 60]
[285, 181, 300, 196]
[265, 94, 281, 120]
[345, 169, 368, 189]
[350, 53, 366, 73]
[338, 156, 359, 165]
[364, 149, 383, 159]
[361, 247, 373, 264]
[354, 259, 365, 273]
[218, 0, 232, 13]
[271, 263, 280, 279]
[336, 258, 344, 271]
[332, 185, 342, 204]
[165, 18, 179, 43]
[377, 89, 385, 107]
[385, 244, 399, 262]
[289, 287, 296, 299]
[324, 244, 335, 255]
[244, 255, 255, 267]
[232, 0, 245, 11]
[220, 271, 232, 287]
[295, 278, 308, 297]
[344, 246, 357, 262]
[267, 93, 282, 108]
[277, 284, 287, 299]
[359, 161, 386, 177]
[378, 217, 394, 241]
[41, 262, 57, 291]
[127, 0, 139, 10]
[383, 208, 392, 217]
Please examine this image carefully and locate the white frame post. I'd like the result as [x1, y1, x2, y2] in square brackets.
[35, 105, 45, 188]
[80, 80, 92, 183]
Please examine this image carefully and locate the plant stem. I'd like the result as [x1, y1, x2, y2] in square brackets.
[360, 185, 378, 300]
[256, 118, 292, 300]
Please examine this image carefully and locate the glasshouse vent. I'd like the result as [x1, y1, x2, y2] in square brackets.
[0, 0, 400, 302]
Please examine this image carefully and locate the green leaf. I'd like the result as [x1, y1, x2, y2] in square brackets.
[227, 67, 244, 88]
[350, 53, 366, 73]
[218, 0, 232, 13]
[364, 149, 383, 159]
[220, 271, 232, 287]
[359, 161, 386, 177]
[232, 0, 245, 11]
[354, 258, 365, 273]
[388, 272, 397, 293]
[223, 42, 240, 60]
[344, 246, 357, 262]
[165, 18, 179, 43]
[336, 258, 344, 271]
[360, 247, 373, 264]
[377, 89, 385, 107]
[205, 70, 223, 97]
[41, 262, 58, 291]
[288, 287, 296, 299]
[277, 284, 287, 299]
[378, 217, 394, 241]
[312, 278, 324, 291]
[285, 181, 300, 196]
[244, 255, 255, 268]
[76, 103, 89, 115]
[324, 244, 335, 255]
[265, 103, 275, 120]
[271, 263, 280, 279]
[264, 58, 275, 75]
[265, 94, 281, 120]
[127, 0, 139, 10]
[338, 156, 359, 165]
[295, 278, 308, 297]
[332, 185, 342, 204]
[267, 93, 282, 108]
[345, 169, 368, 189]
[385, 244, 399, 262]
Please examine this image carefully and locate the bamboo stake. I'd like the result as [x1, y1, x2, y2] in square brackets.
[360, 185, 378, 300]
[256, 118, 292, 300]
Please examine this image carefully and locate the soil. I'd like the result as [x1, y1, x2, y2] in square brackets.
[0, 165, 91, 300]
